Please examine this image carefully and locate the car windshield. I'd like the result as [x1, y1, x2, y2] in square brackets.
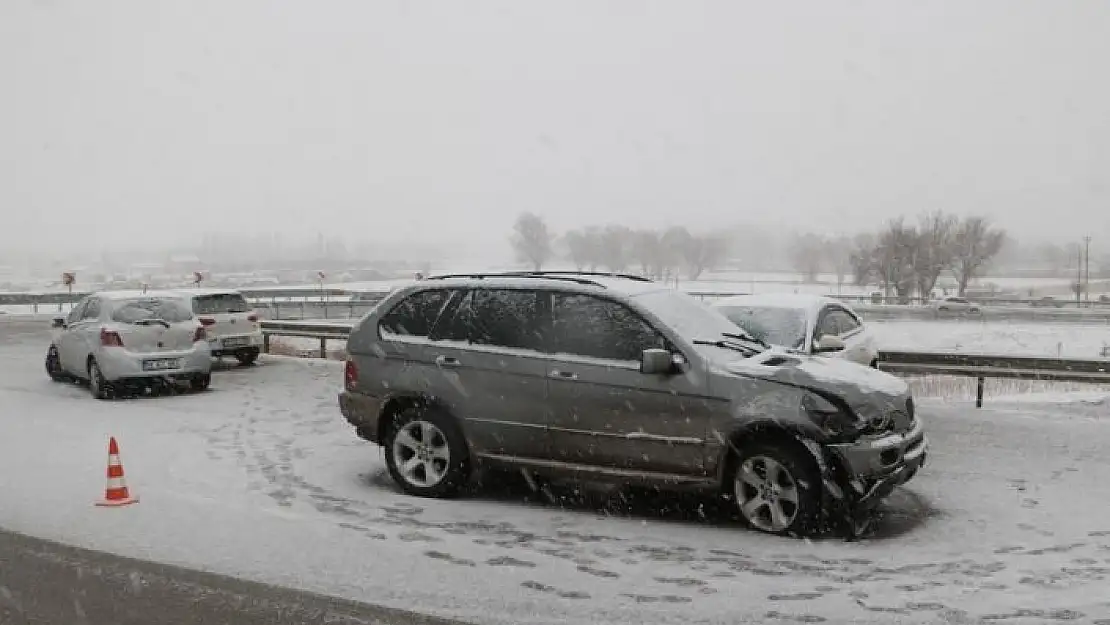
[714, 305, 808, 350]
[111, 297, 194, 324]
[193, 293, 251, 314]
[631, 289, 763, 348]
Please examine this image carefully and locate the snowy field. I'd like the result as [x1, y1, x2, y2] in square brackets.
[870, 320, 1110, 359]
[2, 319, 1110, 623]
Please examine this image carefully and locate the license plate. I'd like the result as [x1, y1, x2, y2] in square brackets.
[143, 358, 181, 371]
[223, 337, 249, 347]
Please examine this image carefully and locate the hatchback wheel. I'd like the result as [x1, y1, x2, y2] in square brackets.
[384, 406, 470, 498]
[88, 360, 113, 400]
[190, 373, 211, 392]
[731, 443, 820, 536]
[45, 345, 67, 382]
[235, 348, 259, 366]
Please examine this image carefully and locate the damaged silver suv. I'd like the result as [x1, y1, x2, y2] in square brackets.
[339, 272, 928, 537]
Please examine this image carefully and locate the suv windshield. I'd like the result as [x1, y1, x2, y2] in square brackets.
[193, 293, 251, 314]
[715, 305, 808, 350]
[111, 297, 194, 324]
[631, 289, 761, 348]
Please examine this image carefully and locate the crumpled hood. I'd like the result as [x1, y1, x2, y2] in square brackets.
[723, 347, 914, 432]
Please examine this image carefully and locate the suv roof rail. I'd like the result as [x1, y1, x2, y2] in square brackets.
[424, 272, 605, 287]
[424, 270, 654, 286]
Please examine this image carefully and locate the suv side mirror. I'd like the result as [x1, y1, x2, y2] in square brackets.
[640, 348, 675, 375]
[52, 316, 66, 329]
[814, 334, 845, 353]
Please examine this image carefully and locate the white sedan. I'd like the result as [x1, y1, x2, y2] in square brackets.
[712, 293, 880, 368]
[45, 291, 213, 399]
[932, 295, 981, 315]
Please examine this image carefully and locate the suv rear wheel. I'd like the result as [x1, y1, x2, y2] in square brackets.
[730, 442, 820, 536]
[383, 405, 470, 498]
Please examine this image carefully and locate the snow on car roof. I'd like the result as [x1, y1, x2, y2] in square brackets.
[420, 274, 668, 296]
[173, 288, 249, 298]
[711, 292, 856, 319]
[93, 290, 191, 301]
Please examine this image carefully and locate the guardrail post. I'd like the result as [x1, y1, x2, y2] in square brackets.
[319, 337, 327, 359]
[263, 333, 271, 354]
[975, 377, 984, 408]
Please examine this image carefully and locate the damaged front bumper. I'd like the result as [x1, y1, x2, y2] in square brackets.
[816, 418, 929, 534]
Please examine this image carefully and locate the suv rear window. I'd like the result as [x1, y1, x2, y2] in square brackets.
[380, 289, 452, 337]
[111, 297, 194, 324]
[193, 293, 252, 314]
[433, 289, 542, 350]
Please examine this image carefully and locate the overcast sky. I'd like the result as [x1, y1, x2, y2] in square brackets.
[2, 0, 1109, 258]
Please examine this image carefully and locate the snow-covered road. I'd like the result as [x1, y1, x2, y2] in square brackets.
[1, 319, 1109, 624]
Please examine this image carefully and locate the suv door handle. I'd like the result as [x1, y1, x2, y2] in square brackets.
[549, 369, 578, 380]
[435, 355, 461, 367]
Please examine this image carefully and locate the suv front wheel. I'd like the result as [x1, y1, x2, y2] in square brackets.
[383, 405, 470, 498]
[730, 442, 820, 536]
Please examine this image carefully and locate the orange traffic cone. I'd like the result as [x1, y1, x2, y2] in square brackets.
[95, 437, 138, 507]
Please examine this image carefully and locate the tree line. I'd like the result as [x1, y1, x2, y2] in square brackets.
[509, 212, 730, 280]
[790, 211, 1006, 297]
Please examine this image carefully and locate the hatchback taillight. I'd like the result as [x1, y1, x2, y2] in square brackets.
[344, 359, 358, 390]
[193, 326, 207, 342]
[247, 313, 259, 323]
[198, 317, 216, 326]
[100, 329, 124, 347]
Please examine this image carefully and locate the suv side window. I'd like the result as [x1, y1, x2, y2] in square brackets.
[432, 289, 542, 351]
[830, 308, 861, 334]
[550, 293, 666, 362]
[83, 298, 101, 320]
[817, 306, 859, 337]
[379, 289, 452, 338]
[67, 299, 88, 325]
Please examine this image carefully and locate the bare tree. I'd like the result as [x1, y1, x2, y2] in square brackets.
[597, 224, 632, 272]
[686, 234, 730, 279]
[664, 227, 729, 280]
[950, 216, 1006, 296]
[562, 229, 592, 270]
[630, 229, 663, 277]
[849, 233, 877, 287]
[854, 219, 918, 297]
[911, 210, 957, 298]
[509, 212, 553, 270]
[790, 233, 826, 283]
[825, 235, 853, 294]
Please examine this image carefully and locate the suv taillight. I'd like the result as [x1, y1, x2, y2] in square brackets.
[100, 329, 124, 347]
[198, 317, 216, 326]
[193, 326, 207, 342]
[344, 359, 358, 390]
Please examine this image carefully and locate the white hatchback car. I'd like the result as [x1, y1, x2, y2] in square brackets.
[46, 291, 212, 399]
[712, 293, 880, 368]
[931, 295, 981, 315]
[180, 289, 264, 365]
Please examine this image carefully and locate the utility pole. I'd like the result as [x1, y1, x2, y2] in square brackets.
[1083, 235, 1092, 304]
[1076, 242, 1083, 308]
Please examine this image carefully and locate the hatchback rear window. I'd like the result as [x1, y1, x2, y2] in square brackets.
[193, 293, 252, 314]
[111, 297, 194, 324]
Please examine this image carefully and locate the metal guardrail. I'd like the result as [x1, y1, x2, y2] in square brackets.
[0, 289, 390, 319]
[258, 320, 1110, 408]
[260, 320, 356, 359]
[878, 350, 1110, 407]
